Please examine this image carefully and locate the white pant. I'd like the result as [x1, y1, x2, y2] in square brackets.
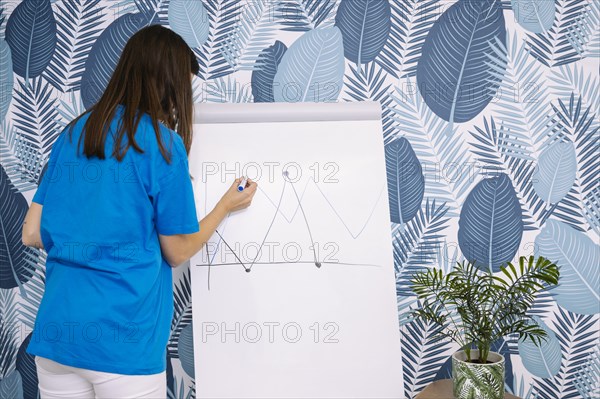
[35, 356, 167, 399]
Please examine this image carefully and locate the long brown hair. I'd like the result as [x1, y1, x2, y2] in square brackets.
[71, 25, 199, 164]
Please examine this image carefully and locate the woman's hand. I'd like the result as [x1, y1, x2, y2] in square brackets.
[159, 177, 258, 267]
[216, 177, 257, 213]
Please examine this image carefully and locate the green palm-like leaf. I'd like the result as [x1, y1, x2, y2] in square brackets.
[410, 256, 559, 364]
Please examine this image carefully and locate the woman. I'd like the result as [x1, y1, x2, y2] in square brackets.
[21, 25, 257, 398]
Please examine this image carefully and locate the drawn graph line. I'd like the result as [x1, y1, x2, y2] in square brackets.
[256, 176, 386, 239]
[196, 261, 382, 268]
[248, 174, 288, 270]
[199, 169, 386, 288]
[206, 171, 385, 269]
[200, 172, 384, 239]
[286, 170, 320, 268]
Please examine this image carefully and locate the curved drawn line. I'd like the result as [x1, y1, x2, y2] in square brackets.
[200, 171, 386, 289]
[287, 173, 319, 265]
[248, 178, 288, 270]
[195, 261, 382, 268]
[245, 178, 385, 238]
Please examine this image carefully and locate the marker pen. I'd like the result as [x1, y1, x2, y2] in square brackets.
[238, 177, 248, 191]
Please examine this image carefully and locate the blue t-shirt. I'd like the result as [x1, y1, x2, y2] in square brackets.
[26, 105, 199, 375]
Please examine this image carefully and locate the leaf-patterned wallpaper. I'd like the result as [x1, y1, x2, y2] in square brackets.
[0, 1, 598, 398]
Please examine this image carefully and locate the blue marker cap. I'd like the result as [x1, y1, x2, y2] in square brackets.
[238, 177, 248, 191]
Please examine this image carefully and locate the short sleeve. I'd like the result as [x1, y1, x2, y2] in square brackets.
[154, 152, 200, 236]
[32, 131, 66, 205]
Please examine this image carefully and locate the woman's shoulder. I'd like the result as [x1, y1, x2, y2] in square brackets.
[135, 113, 186, 166]
[142, 116, 183, 150]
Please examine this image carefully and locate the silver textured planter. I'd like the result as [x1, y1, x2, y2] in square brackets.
[452, 350, 505, 399]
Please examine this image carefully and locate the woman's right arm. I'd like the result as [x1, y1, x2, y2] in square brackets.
[158, 177, 257, 267]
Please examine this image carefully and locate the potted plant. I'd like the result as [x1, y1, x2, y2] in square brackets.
[409, 255, 560, 399]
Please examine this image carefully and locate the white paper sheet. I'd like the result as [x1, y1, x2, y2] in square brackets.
[188, 102, 403, 398]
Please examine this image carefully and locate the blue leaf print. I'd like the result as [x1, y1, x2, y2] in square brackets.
[518, 316, 562, 378]
[80, 13, 151, 109]
[0, 165, 38, 291]
[532, 141, 577, 204]
[5, 0, 57, 82]
[277, 0, 338, 32]
[12, 78, 61, 158]
[401, 314, 452, 398]
[458, 173, 524, 272]
[169, 268, 192, 358]
[535, 219, 600, 315]
[531, 307, 599, 398]
[168, 0, 210, 48]
[511, 0, 555, 33]
[334, 0, 392, 65]
[0, 370, 23, 399]
[135, 0, 170, 25]
[217, 0, 280, 72]
[573, 345, 600, 398]
[273, 27, 345, 102]
[177, 323, 195, 378]
[375, 1, 441, 80]
[194, 0, 243, 81]
[0, 39, 13, 122]
[251, 41, 287, 103]
[416, 0, 507, 124]
[394, 200, 450, 296]
[543, 94, 600, 233]
[166, 353, 175, 394]
[387, 78, 473, 218]
[43, 0, 106, 92]
[525, 0, 588, 68]
[15, 333, 38, 399]
[385, 137, 424, 224]
[468, 116, 542, 231]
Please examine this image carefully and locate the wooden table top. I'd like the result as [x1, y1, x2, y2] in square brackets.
[415, 379, 520, 399]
